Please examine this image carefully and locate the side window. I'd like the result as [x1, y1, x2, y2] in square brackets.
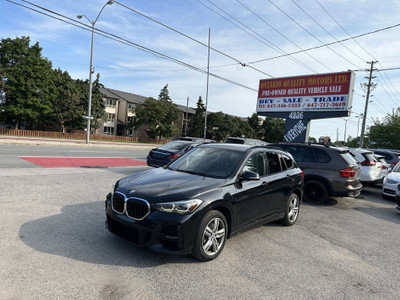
[313, 148, 331, 163]
[303, 148, 315, 162]
[267, 152, 281, 174]
[243, 152, 266, 177]
[284, 146, 314, 163]
[281, 154, 294, 170]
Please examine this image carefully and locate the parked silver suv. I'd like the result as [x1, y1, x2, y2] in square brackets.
[270, 143, 362, 204]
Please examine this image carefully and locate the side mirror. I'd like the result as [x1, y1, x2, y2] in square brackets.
[239, 170, 260, 181]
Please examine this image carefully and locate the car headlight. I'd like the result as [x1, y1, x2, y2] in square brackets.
[154, 199, 203, 215]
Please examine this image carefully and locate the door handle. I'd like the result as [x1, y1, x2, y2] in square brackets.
[262, 181, 268, 187]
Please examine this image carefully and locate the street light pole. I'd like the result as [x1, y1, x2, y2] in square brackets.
[77, 0, 114, 144]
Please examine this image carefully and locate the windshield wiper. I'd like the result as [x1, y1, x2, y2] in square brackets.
[176, 169, 205, 176]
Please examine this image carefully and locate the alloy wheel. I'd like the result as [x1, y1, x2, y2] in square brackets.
[202, 217, 226, 256]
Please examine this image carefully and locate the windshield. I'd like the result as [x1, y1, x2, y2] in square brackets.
[340, 152, 359, 165]
[168, 147, 243, 179]
[392, 163, 400, 173]
[160, 141, 190, 151]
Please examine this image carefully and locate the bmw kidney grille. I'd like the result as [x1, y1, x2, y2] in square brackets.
[112, 191, 150, 220]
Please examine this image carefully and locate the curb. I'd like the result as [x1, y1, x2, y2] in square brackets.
[0, 136, 159, 149]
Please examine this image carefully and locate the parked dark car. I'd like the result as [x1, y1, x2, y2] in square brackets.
[373, 149, 400, 169]
[106, 143, 303, 261]
[270, 142, 362, 204]
[224, 137, 268, 146]
[147, 140, 200, 167]
[179, 136, 214, 143]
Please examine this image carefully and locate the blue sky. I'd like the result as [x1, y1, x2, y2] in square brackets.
[1, 0, 400, 141]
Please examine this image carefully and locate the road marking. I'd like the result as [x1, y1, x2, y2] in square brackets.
[19, 157, 147, 168]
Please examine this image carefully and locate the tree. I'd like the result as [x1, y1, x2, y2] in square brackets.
[369, 108, 400, 149]
[248, 113, 262, 139]
[205, 112, 254, 141]
[345, 136, 359, 148]
[134, 85, 179, 139]
[90, 73, 106, 133]
[158, 84, 172, 102]
[206, 112, 225, 140]
[261, 117, 285, 143]
[51, 68, 85, 132]
[308, 137, 317, 143]
[189, 96, 205, 137]
[0, 36, 55, 129]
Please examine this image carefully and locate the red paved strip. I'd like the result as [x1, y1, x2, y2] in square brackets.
[19, 157, 147, 168]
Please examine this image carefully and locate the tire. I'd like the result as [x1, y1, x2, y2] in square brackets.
[191, 210, 228, 261]
[303, 180, 328, 204]
[279, 193, 300, 226]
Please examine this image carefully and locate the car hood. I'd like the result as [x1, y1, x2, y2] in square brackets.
[387, 171, 400, 182]
[116, 167, 227, 202]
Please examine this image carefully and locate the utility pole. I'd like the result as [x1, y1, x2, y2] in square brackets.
[359, 61, 378, 148]
[336, 127, 339, 143]
[185, 96, 189, 137]
[203, 28, 211, 139]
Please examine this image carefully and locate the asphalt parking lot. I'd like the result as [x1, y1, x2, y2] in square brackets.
[1, 142, 399, 299]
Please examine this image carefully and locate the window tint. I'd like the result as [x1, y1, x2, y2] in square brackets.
[363, 153, 377, 162]
[281, 154, 293, 170]
[339, 151, 359, 165]
[267, 152, 281, 174]
[161, 141, 191, 151]
[282, 146, 314, 163]
[303, 148, 314, 162]
[375, 151, 392, 160]
[169, 147, 243, 179]
[313, 148, 331, 163]
[243, 152, 266, 176]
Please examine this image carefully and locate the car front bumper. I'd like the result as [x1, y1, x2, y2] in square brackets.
[382, 181, 400, 198]
[105, 193, 202, 255]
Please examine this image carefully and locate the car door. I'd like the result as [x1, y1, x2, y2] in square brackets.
[264, 152, 293, 213]
[232, 151, 270, 228]
[233, 151, 286, 228]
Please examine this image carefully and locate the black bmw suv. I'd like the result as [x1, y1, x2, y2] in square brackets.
[106, 143, 303, 261]
[270, 143, 362, 204]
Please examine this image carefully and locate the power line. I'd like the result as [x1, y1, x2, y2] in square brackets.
[11, 0, 259, 92]
[378, 67, 400, 71]
[235, 0, 332, 71]
[376, 76, 400, 107]
[314, 0, 400, 104]
[196, 0, 320, 73]
[266, 0, 360, 69]
[370, 99, 388, 116]
[114, 0, 273, 78]
[290, 0, 365, 67]
[247, 22, 400, 65]
[377, 70, 400, 104]
[314, 0, 377, 62]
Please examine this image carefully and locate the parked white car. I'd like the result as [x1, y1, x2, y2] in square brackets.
[349, 148, 383, 184]
[374, 154, 391, 178]
[382, 163, 400, 199]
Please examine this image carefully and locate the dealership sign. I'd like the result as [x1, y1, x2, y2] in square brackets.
[257, 71, 355, 113]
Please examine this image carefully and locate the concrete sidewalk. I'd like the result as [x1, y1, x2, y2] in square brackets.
[0, 135, 160, 149]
